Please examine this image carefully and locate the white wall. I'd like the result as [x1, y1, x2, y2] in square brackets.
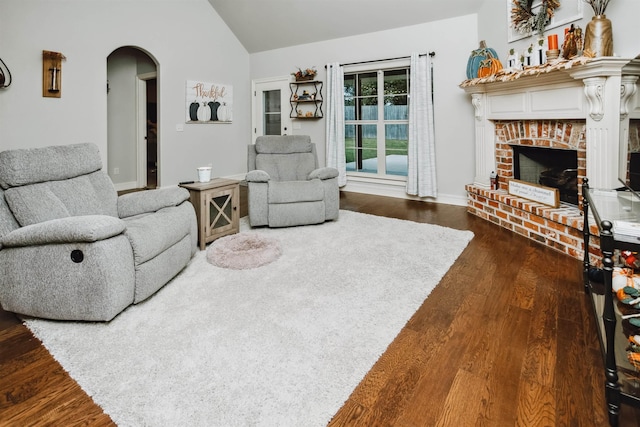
[0, 0, 251, 186]
[4, 1, 635, 201]
[250, 15, 478, 205]
[107, 48, 141, 186]
[479, 0, 640, 68]
[245, 1, 639, 205]
[248, 1, 640, 206]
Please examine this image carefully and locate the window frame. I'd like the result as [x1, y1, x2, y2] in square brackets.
[343, 58, 410, 182]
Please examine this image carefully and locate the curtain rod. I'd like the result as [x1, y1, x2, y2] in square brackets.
[325, 52, 435, 68]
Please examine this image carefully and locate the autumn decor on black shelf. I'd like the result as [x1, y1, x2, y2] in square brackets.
[610, 259, 640, 371]
[292, 67, 317, 81]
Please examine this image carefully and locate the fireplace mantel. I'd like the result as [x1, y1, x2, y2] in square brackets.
[462, 57, 640, 190]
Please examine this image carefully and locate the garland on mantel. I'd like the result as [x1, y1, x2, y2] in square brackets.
[459, 55, 593, 88]
[511, 0, 560, 35]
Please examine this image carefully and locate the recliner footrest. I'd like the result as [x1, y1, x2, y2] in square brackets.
[268, 180, 323, 204]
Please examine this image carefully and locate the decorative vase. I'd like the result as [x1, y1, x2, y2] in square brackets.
[584, 15, 613, 57]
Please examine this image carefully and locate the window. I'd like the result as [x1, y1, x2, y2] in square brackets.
[344, 67, 409, 177]
[263, 89, 281, 135]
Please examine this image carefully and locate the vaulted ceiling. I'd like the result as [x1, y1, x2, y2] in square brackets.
[207, 0, 483, 53]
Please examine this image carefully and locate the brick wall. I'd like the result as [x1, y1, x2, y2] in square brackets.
[494, 119, 586, 189]
[467, 119, 601, 263]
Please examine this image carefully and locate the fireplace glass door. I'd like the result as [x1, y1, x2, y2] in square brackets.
[511, 145, 578, 205]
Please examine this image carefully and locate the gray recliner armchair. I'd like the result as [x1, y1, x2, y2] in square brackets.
[0, 143, 198, 321]
[246, 135, 339, 227]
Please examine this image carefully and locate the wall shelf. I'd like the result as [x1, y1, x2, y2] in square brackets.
[290, 80, 323, 119]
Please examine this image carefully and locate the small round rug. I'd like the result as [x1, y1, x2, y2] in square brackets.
[206, 233, 282, 270]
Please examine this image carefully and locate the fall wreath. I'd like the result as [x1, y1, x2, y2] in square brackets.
[511, 0, 560, 35]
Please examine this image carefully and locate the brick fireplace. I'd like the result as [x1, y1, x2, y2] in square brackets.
[497, 119, 585, 204]
[461, 57, 640, 262]
[466, 118, 587, 259]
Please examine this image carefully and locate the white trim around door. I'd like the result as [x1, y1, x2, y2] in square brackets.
[251, 76, 292, 142]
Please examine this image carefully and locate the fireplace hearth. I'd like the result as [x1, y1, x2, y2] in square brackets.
[467, 118, 587, 260]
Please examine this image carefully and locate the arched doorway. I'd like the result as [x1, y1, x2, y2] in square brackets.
[107, 46, 158, 191]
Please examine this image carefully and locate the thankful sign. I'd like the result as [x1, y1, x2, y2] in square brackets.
[185, 80, 233, 123]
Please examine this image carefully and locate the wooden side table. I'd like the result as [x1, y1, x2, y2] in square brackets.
[179, 178, 240, 250]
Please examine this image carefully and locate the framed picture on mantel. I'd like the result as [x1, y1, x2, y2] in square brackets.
[507, 0, 584, 43]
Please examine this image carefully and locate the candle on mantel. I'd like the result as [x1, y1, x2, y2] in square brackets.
[548, 34, 558, 50]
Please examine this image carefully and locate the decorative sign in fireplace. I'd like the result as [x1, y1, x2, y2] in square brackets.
[508, 179, 560, 207]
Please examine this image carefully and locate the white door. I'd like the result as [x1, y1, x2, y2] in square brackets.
[252, 76, 292, 142]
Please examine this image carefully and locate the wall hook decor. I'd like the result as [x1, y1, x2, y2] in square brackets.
[42, 50, 66, 98]
[0, 57, 12, 89]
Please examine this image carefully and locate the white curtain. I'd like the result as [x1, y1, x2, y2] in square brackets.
[406, 52, 437, 197]
[325, 62, 347, 187]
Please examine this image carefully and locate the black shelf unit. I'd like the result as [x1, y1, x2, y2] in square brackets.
[289, 80, 323, 119]
[582, 178, 640, 426]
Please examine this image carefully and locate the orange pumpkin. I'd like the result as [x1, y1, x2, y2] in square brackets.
[477, 58, 503, 78]
[628, 351, 640, 370]
[617, 288, 629, 301]
[466, 40, 500, 79]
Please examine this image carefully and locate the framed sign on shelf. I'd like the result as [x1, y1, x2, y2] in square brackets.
[507, 0, 584, 43]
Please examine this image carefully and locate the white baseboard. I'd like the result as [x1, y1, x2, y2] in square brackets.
[112, 181, 138, 192]
[341, 179, 467, 207]
[204, 173, 467, 207]
[225, 173, 248, 182]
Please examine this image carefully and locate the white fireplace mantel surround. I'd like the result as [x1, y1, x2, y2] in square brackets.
[462, 57, 640, 190]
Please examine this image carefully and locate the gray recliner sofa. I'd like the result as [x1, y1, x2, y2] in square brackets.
[0, 143, 197, 321]
[246, 135, 339, 227]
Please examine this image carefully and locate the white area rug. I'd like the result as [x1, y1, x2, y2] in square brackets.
[24, 210, 473, 426]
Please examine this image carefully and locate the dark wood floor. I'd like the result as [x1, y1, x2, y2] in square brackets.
[1, 191, 640, 426]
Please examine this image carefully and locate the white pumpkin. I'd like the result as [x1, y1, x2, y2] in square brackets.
[218, 102, 230, 122]
[197, 102, 211, 121]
